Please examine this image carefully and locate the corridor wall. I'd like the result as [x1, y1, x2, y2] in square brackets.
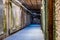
[9, 3, 31, 34]
[21, 8, 31, 28]
[3, 0, 31, 36]
[3, 2, 23, 34]
[9, 3, 22, 33]
[54, 0, 60, 40]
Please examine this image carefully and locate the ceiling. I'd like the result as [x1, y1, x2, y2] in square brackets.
[18, 0, 42, 12]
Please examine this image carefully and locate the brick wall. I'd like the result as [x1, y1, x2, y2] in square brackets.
[55, 0, 60, 40]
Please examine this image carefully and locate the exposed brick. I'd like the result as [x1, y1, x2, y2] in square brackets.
[55, 0, 60, 40]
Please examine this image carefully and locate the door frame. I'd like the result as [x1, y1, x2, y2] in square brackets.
[41, 0, 54, 40]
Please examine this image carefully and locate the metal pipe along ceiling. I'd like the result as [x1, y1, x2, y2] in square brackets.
[12, 0, 32, 14]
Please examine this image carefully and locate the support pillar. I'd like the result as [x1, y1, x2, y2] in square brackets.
[48, 0, 53, 40]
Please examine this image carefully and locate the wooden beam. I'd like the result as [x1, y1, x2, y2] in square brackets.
[36, 0, 38, 9]
[30, 0, 34, 8]
[48, 0, 53, 40]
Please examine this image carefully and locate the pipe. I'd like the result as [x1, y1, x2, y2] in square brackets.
[11, 0, 32, 14]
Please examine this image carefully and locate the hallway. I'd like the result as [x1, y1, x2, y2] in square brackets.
[0, 0, 54, 40]
[4, 24, 44, 40]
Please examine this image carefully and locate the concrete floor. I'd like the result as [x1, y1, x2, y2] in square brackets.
[4, 24, 44, 40]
